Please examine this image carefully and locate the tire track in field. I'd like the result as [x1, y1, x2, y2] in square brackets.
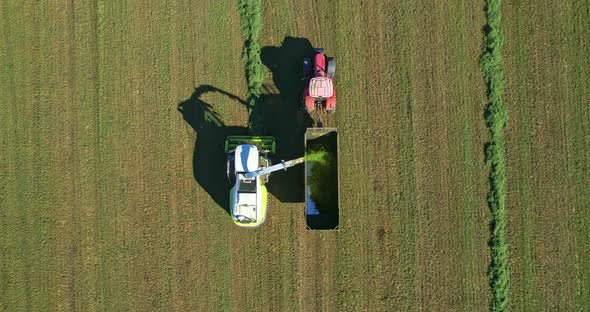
[0, 3, 47, 309]
[72, 1, 102, 309]
[389, 1, 419, 309]
[124, 1, 174, 310]
[450, 0, 491, 308]
[502, 1, 538, 310]
[503, 0, 589, 309]
[331, 0, 374, 309]
[95, 2, 135, 309]
[168, 2, 213, 303]
[169, 56, 210, 311]
[44, 2, 84, 309]
[410, 1, 465, 308]
[565, 1, 590, 308]
[362, 0, 399, 310]
[18, 3, 54, 309]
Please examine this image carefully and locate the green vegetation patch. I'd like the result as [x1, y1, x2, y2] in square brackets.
[304, 150, 329, 165]
[307, 151, 338, 216]
[237, 0, 266, 133]
[306, 133, 338, 217]
[482, 0, 510, 310]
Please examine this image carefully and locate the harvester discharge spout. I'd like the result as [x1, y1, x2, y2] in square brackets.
[243, 157, 305, 179]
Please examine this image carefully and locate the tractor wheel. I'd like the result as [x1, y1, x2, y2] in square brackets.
[326, 90, 336, 113]
[326, 57, 336, 78]
[304, 88, 315, 112]
[303, 57, 312, 80]
[305, 95, 315, 112]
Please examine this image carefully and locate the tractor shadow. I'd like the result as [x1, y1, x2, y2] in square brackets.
[178, 85, 249, 215]
[260, 36, 317, 202]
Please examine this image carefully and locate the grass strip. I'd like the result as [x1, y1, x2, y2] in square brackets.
[238, 0, 265, 133]
[481, 0, 510, 311]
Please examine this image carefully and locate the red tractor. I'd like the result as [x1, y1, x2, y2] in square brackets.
[303, 48, 336, 113]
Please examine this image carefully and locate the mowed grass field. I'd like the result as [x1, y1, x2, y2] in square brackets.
[0, 1, 588, 311]
[502, 0, 590, 310]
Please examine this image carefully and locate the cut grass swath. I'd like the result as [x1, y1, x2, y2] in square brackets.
[238, 0, 265, 133]
[481, 0, 510, 311]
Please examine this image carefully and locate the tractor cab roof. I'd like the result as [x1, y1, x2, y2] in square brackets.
[309, 77, 334, 98]
[235, 144, 259, 172]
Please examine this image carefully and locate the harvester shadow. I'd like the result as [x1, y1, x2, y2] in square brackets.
[260, 36, 317, 203]
[178, 38, 319, 211]
[178, 83, 309, 214]
[178, 85, 249, 216]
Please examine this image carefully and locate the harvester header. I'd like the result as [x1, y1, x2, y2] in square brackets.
[225, 136, 276, 153]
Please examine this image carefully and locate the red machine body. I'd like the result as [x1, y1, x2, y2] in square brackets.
[303, 49, 336, 113]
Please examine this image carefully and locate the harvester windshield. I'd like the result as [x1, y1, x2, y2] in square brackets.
[237, 176, 257, 193]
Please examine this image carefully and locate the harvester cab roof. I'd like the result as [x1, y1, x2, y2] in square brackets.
[235, 144, 259, 172]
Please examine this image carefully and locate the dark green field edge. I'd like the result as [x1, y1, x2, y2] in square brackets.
[481, 0, 510, 311]
[238, 0, 265, 133]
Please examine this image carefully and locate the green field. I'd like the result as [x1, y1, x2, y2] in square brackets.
[0, 0, 588, 311]
[502, 0, 590, 310]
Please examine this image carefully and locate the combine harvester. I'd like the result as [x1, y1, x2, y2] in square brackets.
[224, 47, 339, 230]
[225, 136, 305, 228]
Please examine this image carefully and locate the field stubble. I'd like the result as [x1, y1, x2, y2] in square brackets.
[503, 0, 590, 310]
[2, 0, 587, 311]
